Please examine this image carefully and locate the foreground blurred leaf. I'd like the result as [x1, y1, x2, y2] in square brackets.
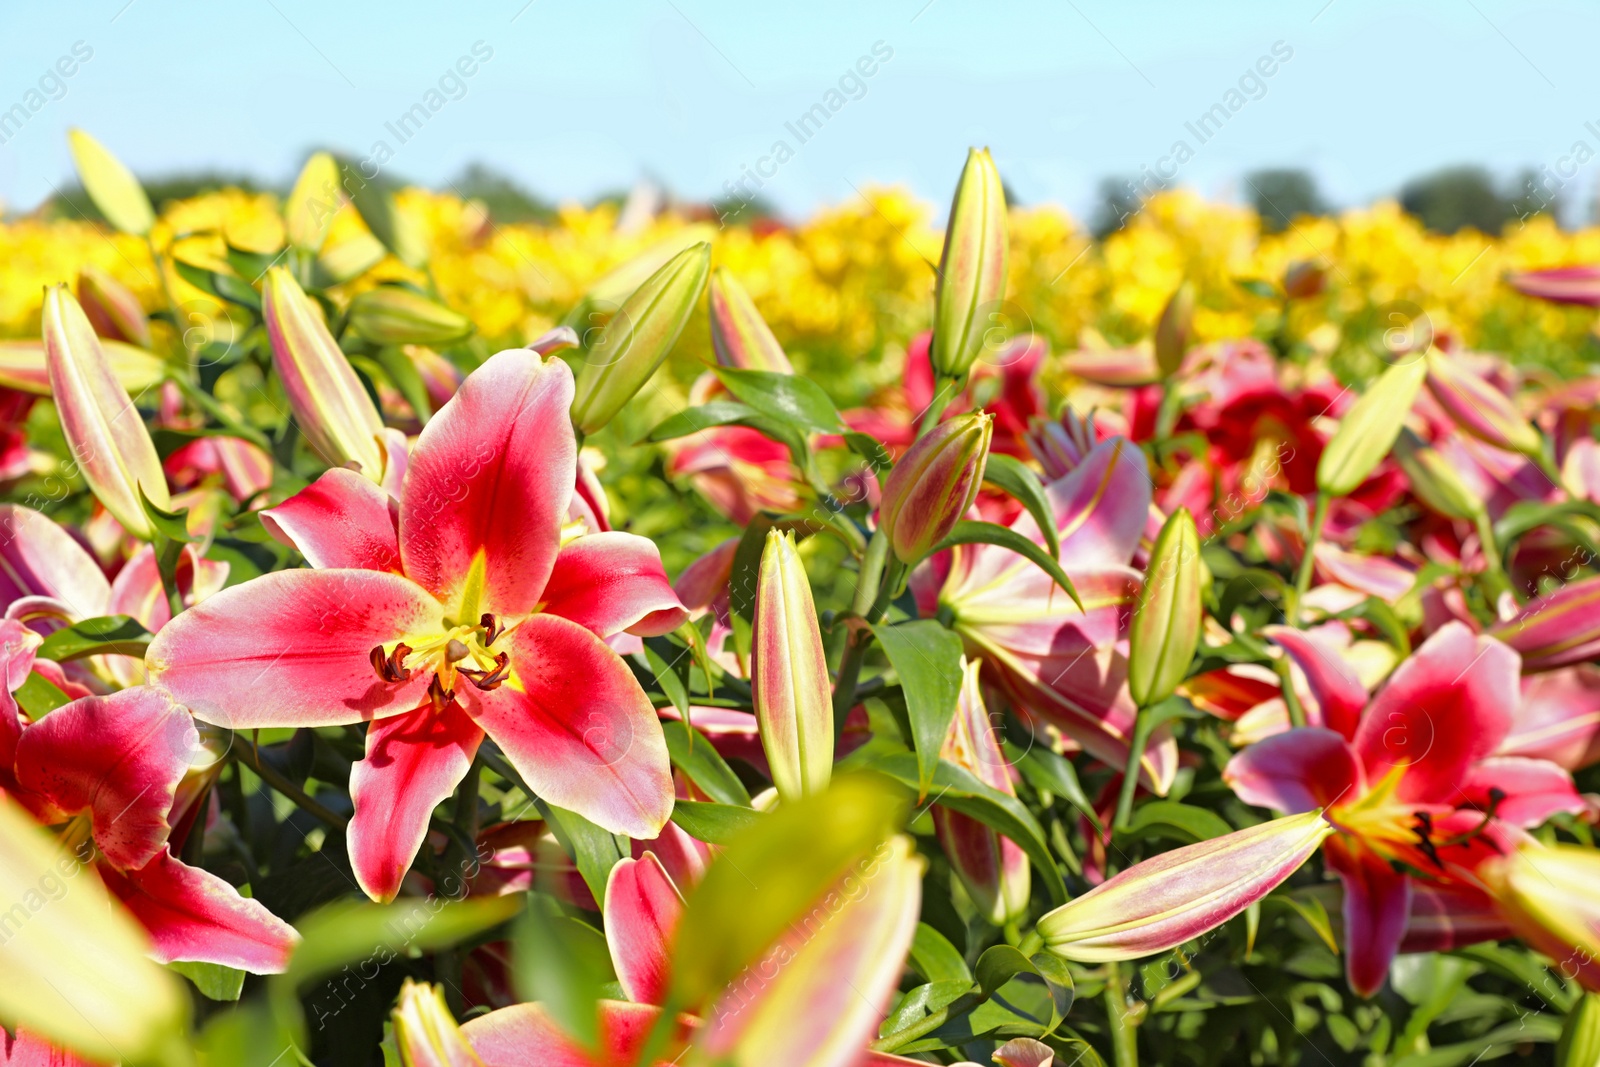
[512, 894, 616, 1053]
[871, 619, 965, 798]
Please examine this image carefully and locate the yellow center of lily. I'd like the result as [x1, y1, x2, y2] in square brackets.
[401, 622, 501, 692]
[1328, 763, 1436, 864]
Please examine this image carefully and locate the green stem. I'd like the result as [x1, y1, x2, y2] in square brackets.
[869, 992, 982, 1054]
[236, 743, 348, 829]
[1105, 961, 1140, 1067]
[1291, 492, 1329, 626]
[154, 534, 186, 620]
[145, 234, 191, 373]
[454, 759, 482, 842]
[1274, 654, 1309, 730]
[1153, 380, 1182, 442]
[832, 532, 898, 738]
[1113, 705, 1152, 831]
[916, 375, 961, 435]
[1473, 509, 1513, 602]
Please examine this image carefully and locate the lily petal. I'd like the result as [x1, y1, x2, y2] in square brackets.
[401, 349, 574, 619]
[1503, 665, 1600, 770]
[260, 468, 401, 572]
[146, 569, 443, 728]
[1225, 728, 1365, 814]
[603, 852, 683, 1005]
[101, 848, 298, 973]
[349, 703, 484, 903]
[467, 614, 672, 838]
[1461, 756, 1585, 827]
[14, 687, 194, 870]
[462, 1001, 689, 1067]
[539, 532, 688, 639]
[1263, 626, 1367, 739]
[0, 505, 110, 617]
[1351, 622, 1517, 804]
[1325, 835, 1411, 998]
[1401, 880, 1510, 953]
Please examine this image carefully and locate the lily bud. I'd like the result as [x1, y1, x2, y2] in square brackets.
[67, 129, 155, 236]
[348, 286, 475, 347]
[1038, 811, 1331, 962]
[1153, 282, 1195, 378]
[1128, 508, 1203, 708]
[392, 979, 483, 1067]
[570, 242, 711, 435]
[709, 267, 793, 373]
[262, 267, 388, 481]
[527, 325, 580, 355]
[879, 412, 992, 564]
[751, 529, 833, 803]
[77, 265, 150, 347]
[285, 151, 344, 252]
[934, 659, 1031, 925]
[0, 339, 163, 396]
[42, 285, 170, 539]
[1316, 356, 1427, 498]
[1490, 575, 1600, 671]
[1424, 350, 1542, 458]
[1507, 265, 1600, 307]
[1394, 429, 1483, 521]
[1559, 993, 1600, 1067]
[1283, 261, 1328, 301]
[931, 148, 1007, 379]
[1481, 843, 1600, 992]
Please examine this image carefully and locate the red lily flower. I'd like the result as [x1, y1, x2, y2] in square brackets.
[146, 349, 688, 902]
[1224, 622, 1583, 995]
[0, 630, 296, 974]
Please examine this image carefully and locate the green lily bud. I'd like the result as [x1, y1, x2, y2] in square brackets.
[1316, 357, 1427, 498]
[284, 151, 344, 252]
[391, 979, 481, 1067]
[67, 129, 154, 236]
[1153, 281, 1195, 378]
[348, 286, 475, 347]
[751, 529, 833, 803]
[1394, 428, 1482, 521]
[77, 265, 151, 347]
[1128, 507, 1203, 708]
[879, 412, 992, 564]
[1559, 993, 1600, 1067]
[708, 267, 792, 372]
[570, 242, 711, 435]
[931, 148, 1007, 379]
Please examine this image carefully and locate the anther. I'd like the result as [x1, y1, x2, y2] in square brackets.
[369, 643, 412, 683]
[1411, 811, 1445, 870]
[480, 613, 502, 646]
[427, 675, 453, 713]
[460, 652, 512, 692]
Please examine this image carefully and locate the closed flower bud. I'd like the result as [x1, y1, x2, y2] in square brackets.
[348, 286, 475, 347]
[77, 265, 150, 347]
[933, 658, 1031, 925]
[1490, 575, 1600, 671]
[1283, 261, 1328, 301]
[1316, 356, 1427, 498]
[1128, 508, 1203, 708]
[42, 285, 171, 539]
[571, 242, 711, 435]
[709, 267, 792, 373]
[1394, 429, 1483, 521]
[284, 151, 344, 252]
[262, 267, 388, 482]
[1153, 282, 1194, 378]
[1481, 843, 1600, 993]
[67, 129, 155, 236]
[931, 148, 1007, 379]
[751, 529, 833, 803]
[880, 412, 992, 564]
[1559, 993, 1600, 1067]
[1424, 350, 1543, 457]
[392, 979, 483, 1067]
[1038, 811, 1330, 962]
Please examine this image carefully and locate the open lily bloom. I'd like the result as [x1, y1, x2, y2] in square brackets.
[0, 632, 295, 973]
[927, 435, 1179, 793]
[1225, 622, 1583, 995]
[146, 350, 687, 902]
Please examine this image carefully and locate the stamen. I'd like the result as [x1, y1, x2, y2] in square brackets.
[1437, 788, 1508, 851]
[369, 642, 413, 683]
[480, 613, 502, 646]
[445, 638, 471, 663]
[428, 675, 454, 713]
[460, 651, 512, 691]
[1410, 811, 1444, 870]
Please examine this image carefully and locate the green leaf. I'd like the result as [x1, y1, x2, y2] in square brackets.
[36, 615, 153, 662]
[662, 721, 751, 807]
[646, 400, 758, 442]
[934, 520, 1082, 610]
[870, 751, 1066, 906]
[728, 513, 780, 622]
[909, 923, 971, 985]
[1120, 800, 1233, 845]
[14, 672, 70, 718]
[537, 801, 629, 905]
[1014, 744, 1103, 837]
[643, 643, 689, 719]
[169, 959, 245, 1001]
[713, 366, 844, 433]
[512, 895, 615, 1053]
[870, 620, 965, 798]
[669, 799, 763, 844]
[280, 896, 520, 994]
[373, 346, 433, 422]
[1234, 277, 1281, 300]
[1267, 893, 1340, 956]
[983, 453, 1061, 560]
[842, 431, 891, 472]
[669, 774, 907, 1009]
[141, 485, 194, 543]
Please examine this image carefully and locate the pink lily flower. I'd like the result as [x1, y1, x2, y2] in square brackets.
[146, 349, 688, 902]
[1500, 665, 1600, 770]
[1225, 622, 1584, 995]
[163, 435, 274, 504]
[925, 435, 1179, 792]
[1490, 574, 1600, 671]
[0, 636, 296, 973]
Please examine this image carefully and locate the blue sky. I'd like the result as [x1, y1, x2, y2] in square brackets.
[0, 0, 1595, 221]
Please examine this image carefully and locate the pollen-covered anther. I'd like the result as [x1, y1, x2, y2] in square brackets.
[427, 675, 453, 713]
[369, 642, 413, 683]
[479, 613, 502, 646]
[459, 651, 511, 692]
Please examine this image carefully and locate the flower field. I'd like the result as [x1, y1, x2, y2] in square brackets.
[2, 132, 1600, 1067]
